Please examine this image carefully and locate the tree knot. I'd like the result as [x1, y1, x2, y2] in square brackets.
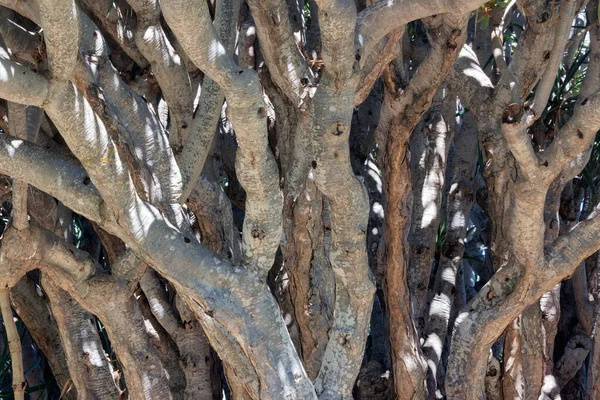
[501, 103, 523, 124]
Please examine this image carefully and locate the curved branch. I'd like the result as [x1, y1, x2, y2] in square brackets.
[354, 28, 403, 106]
[75, 13, 186, 226]
[0, 132, 103, 223]
[541, 92, 600, 182]
[356, 0, 485, 57]
[78, 0, 149, 68]
[160, 0, 283, 276]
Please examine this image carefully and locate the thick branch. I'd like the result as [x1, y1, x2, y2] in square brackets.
[356, 0, 485, 56]
[161, 0, 283, 276]
[178, 0, 240, 201]
[542, 92, 600, 182]
[0, 56, 48, 106]
[37, 0, 79, 80]
[127, 0, 193, 148]
[0, 133, 103, 223]
[246, 0, 314, 105]
[78, 0, 148, 68]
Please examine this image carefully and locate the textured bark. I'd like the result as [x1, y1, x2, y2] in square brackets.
[422, 110, 477, 396]
[42, 278, 121, 400]
[1, 0, 600, 399]
[0, 289, 25, 400]
[11, 276, 76, 400]
[285, 175, 333, 379]
[139, 271, 214, 400]
[378, 93, 426, 399]
[408, 94, 454, 330]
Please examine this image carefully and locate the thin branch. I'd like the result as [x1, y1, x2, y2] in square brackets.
[490, 2, 514, 76]
[11, 277, 74, 399]
[500, 106, 540, 180]
[0, 289, 25, 400]
[7, 103, 29, 231]
[565, 23, 595, 53]
[505, 0, 562, 101]
[531, 0, 577, 118]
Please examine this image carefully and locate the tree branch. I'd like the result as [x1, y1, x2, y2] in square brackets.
[541, 92, 600, 183]
[7, 103, 30, 231]
[0, 132, 103, 223]
[178, 0, 240, 202]
[78, 0, 149, 68]
[354, 28, 403, 106]
[75, 12, 186, 227]
[246, 0, 314, 105]
[160, 0, 283, 276]
[127, 0, 193, 148]
[500, 107, 540, 180]
[37, 0, 79, 80]
[0, 56, 48, 106]
[0, 289, 25, 400]
[355, 0, 485, 57]
[530, 0, 577, 118]
[315, 0, 357, 82]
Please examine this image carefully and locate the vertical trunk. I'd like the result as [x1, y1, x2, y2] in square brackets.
[285, 175, 334, 379]
[310, 82, 376, 399]
[139, 271, 215, 400]
[377, 87, 427, 399]
[136, 294, 187, 399]
[485, 354, 503, 400]
[503, 318, 525, 399]
[97, 296, 174, 400]
[422, 110, 477, 396]
[520, 305, 546, 399]
[408, 98, 454, 329]
[11, 276, 76, 400]
[42, 278, 120, 400]
[20, 319, 44, 400]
